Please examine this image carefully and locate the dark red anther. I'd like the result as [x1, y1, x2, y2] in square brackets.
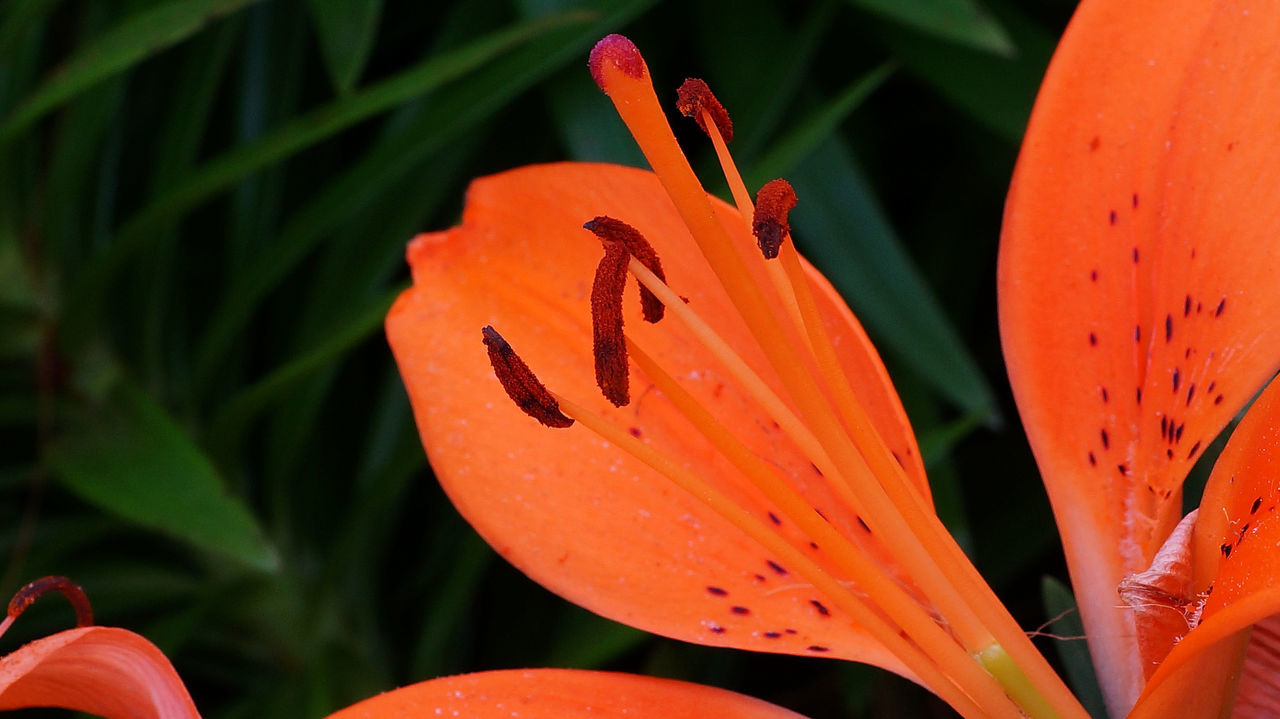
[592, 240, 630, 407]
[482, 326, 574, 428]
[675, 78, 733, 143]
[588, 34, 645, 94]
[7, 576, 94, 628]
[752, 179, 798, 259]
[583, 216, 666, 323]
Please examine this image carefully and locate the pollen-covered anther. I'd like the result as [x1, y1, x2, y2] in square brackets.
[481, 326, 574, 428]
[592, 239, 630, 407]
[676, 78, 733, 143]
[0, 575, 94, 640]
[752, 179, 798, 259]
[588, 34, 646, 95]
[583, 216, 666, 323]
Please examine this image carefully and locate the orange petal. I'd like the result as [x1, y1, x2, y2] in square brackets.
[1228, 613, 1280, 719]
[1191, 374, 1280, 613]
[0, 626, 200, 718]
[325, 668, 807, 719]
[1129, 373, 1280, 713]
[387, 162, 922, 674]
[998, 2, 1280, 711]
[1123, 629, 1248, 719]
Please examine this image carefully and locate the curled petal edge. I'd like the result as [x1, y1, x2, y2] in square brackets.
[0, 626, 200, 719]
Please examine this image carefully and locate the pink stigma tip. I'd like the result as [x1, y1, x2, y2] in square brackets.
[589, 34, 645, 93]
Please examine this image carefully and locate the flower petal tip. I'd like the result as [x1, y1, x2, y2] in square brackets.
[0, 626, 200, 719]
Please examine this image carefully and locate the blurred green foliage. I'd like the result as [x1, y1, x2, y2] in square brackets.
[0, 0, 1090, 716]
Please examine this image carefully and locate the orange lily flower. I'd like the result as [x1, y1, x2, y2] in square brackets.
[384, 1, 1280, 717]
[1000, 0, 1280, 716]
[0, 577, 200, 718]
[389, 28, 1080, 719]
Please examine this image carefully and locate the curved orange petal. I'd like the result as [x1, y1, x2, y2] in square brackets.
[1227, 613, 1280, 719]
[325, 669, 807, 719]
[1128, 372, 1280, 713]
[1121, 630, 1248, 719]
[998, 1, 1280, 712]
[387, 162, 923, 675]
[0, 626, 200, 718]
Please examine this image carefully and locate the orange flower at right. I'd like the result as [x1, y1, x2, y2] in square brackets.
[1000, 0, 1280, 716]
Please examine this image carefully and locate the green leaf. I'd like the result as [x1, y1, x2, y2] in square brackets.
[63, 11, 589, 349]
[542, 609, 648, 669]
[875, 0, 1054, 142]
[409, 531, 494, 679]
[0, 0, 63, 68]
[850, 0, 1014, 56]
[1041, 577, 1110, 719]
[307, 0, 382, 94]
[747, 63, 895, 183]
[917, 412, 984, 467]
[45, 385, 278, 571]
[693, 0, 838, 164]
[207, 290, 397, 454]
[0, 0, 264, 143]
[780, 135, 999, 423]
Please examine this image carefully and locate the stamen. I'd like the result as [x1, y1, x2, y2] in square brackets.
[0, 576, 94, 640]
[752, 179, 797, 259]
[482, 326, 574, 428]
[678, 81, 809, 352]
[586, 35, 1086, 719]
[660, 61, 1037, 685]
[592, 240, 630, 407]
[584, 216, 666, 323]
[676, 78, 733, 143]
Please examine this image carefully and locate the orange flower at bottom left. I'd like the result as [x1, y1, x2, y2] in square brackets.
[0, 577, 198, 719]
[0, 576, 799, 719]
